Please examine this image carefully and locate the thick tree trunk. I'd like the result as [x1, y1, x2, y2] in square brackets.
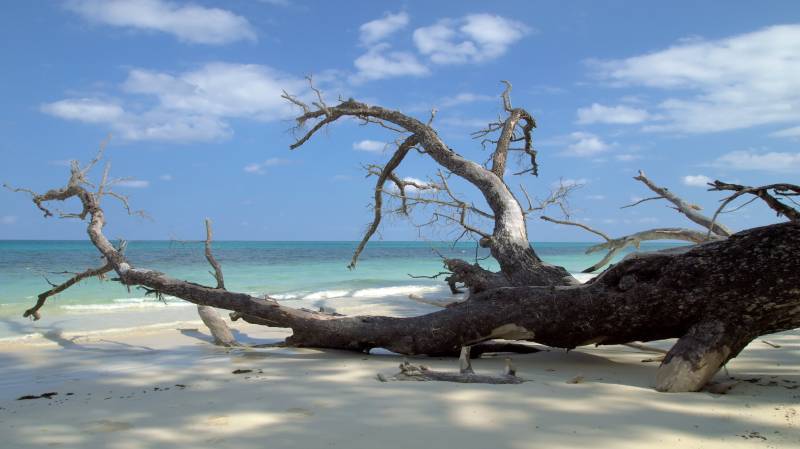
[106, 221, 799, 391]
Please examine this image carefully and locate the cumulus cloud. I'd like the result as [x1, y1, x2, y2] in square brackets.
[682, 174, 712, 187]
[115, 179, 150, 188]
[66, 0, 256, 45]
[561, 132, 611, 157]
[576, 103, 651, 125]
[771, 125, 800, 139]
[123, 63, 305, 120]
[359, 11, 409, 45]
[413, 14, 530, 64]
[593, 24, 800, 133]
[42, 63, 310, 143]
[41, 98, 124, 123]
[244, 158, 290, 175]
[712, 150, 800, 173]
[353, 140, 386, 153]
[352, 43, 429, 82]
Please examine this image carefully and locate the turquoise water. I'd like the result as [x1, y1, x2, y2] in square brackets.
[0, 240, 683, 339]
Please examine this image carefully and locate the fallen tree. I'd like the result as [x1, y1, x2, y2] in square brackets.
[8, 82, 800, 392]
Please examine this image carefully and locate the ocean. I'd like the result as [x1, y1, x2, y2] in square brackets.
[0, 240, 683, 340]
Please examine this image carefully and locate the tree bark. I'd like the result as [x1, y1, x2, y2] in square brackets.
[98, 218, 800, 391]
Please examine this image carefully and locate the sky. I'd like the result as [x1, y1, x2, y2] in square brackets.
[1, 0, 799, 242]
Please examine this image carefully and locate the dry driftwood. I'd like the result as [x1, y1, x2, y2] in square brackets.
[10, 82, 800, 393]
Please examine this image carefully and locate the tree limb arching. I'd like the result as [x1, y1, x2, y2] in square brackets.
[284, 83, 574, 289]
[13, 149, 800, 393]
[24, 262, 114, 320]
[708, 181, 800, 236]
[633, 170, 732, 237]
[541, 216, 720, 273]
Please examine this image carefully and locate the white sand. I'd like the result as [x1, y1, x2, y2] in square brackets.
[0, 321, 797, 449]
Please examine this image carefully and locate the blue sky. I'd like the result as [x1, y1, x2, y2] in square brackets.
[1, 0, 799, 241]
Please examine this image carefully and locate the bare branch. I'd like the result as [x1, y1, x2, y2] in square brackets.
[621, 196, 664, 209]
[204, 218, 225, 289]
[197, 218, 237, 347]
[634, 170, 732, 237]
[709, 181, 800, 225]
[348, 135, 420, 269]
[542, 215, 716, 273]
[540, 216, 610, 241]
[522, 180, 581, 217]
[25, 262, 114, 320]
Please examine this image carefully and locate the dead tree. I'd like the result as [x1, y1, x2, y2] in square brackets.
[10, 83, 800, 393]
[541, 171, 728, 273]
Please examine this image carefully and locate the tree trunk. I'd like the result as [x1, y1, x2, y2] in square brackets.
[110, 221, 799, 391]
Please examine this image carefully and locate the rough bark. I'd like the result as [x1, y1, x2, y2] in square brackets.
[117, 221, 800, 392]
[19, 162, 797, 392]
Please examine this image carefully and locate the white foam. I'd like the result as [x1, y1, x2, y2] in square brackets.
[571, 272, 598, 284]
[61, 298, 193, 312]
[352, 285, 443, 298]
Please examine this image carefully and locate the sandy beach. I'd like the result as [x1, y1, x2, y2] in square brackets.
[0, 319, 797, 449]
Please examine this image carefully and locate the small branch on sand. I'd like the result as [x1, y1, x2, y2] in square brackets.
[379, 347, 524, 384]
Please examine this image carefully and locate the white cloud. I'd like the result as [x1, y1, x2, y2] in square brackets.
[352, 43, 429, 82]
[42, 63, 309, 143]
[123, 63, 305, 120]
[562, 132, 611, 157]
[439, 92, 494, 108]
[0, 215, 18, 225]
[771, 125, 800, 139]
[66, 0, 256, 45]
[576, 103, 650, 125]
[712, 150, 800, 173]
[360, 11, 409, 45]
[593, 24, 800, 133]
[159, 174, 173, 181]
[585, 194, 605, 200]
[353, 140, 386, 153]
[244, 157, 290, 175]
[41, 98, 124, 123]
[682, 174, 712, 187]
[115, 179, 149, 188]
[413, 14, 530, 64]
